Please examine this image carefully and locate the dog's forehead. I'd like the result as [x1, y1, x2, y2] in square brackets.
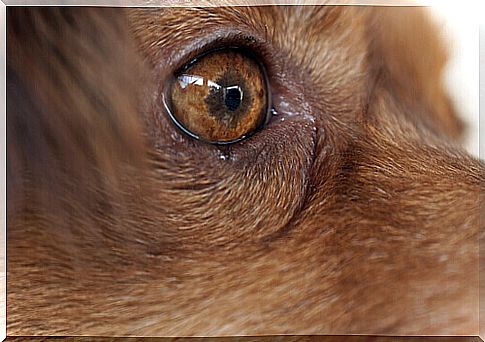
[128, 6, 347, 35]
[127, 6, 368, 65]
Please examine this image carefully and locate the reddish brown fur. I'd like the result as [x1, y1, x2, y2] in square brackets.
[6, 6, 484, 336]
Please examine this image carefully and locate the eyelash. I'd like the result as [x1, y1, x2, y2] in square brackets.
[172, 33, 263, 71]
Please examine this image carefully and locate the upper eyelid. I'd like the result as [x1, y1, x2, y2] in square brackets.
[171, 31, 268, 74]
[155, 28, 271, 88]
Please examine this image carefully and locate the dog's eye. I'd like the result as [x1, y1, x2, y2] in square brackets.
[165, 48, 270, 144]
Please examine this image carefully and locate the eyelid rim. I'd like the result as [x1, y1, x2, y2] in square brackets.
[163, 46, 273, 146]
[166, 31, 267, 74]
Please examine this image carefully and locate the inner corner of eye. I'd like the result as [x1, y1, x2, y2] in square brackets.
[166, 48, 270, 145]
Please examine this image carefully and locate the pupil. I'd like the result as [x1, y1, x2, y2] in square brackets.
[224, 86, 242, 111]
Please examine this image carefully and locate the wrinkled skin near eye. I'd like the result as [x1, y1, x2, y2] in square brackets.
[166, 48, 270, 144]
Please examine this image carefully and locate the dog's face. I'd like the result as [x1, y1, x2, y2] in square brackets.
[7, 6, 483, 336]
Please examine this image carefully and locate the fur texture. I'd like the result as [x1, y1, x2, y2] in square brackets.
[6, 6, 484, 336]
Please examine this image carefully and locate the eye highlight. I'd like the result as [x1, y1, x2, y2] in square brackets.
[166, 48, 270, 144]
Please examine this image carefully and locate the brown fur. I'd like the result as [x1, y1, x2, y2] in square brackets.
[6, 6, 484, 336]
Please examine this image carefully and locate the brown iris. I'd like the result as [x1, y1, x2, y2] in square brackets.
[167, 48, 269, 144]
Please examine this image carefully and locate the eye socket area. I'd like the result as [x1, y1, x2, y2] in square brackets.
[164, 48, 271, 144]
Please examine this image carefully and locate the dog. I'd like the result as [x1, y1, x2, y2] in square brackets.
[6, 6, 484, 336]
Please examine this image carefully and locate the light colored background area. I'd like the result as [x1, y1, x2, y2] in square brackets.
[430, 5, 480, 158]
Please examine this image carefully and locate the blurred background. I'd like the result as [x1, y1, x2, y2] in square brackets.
[429, 5, 479, 158]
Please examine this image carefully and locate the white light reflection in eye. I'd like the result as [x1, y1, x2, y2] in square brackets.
[177, 74, 221, 90]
